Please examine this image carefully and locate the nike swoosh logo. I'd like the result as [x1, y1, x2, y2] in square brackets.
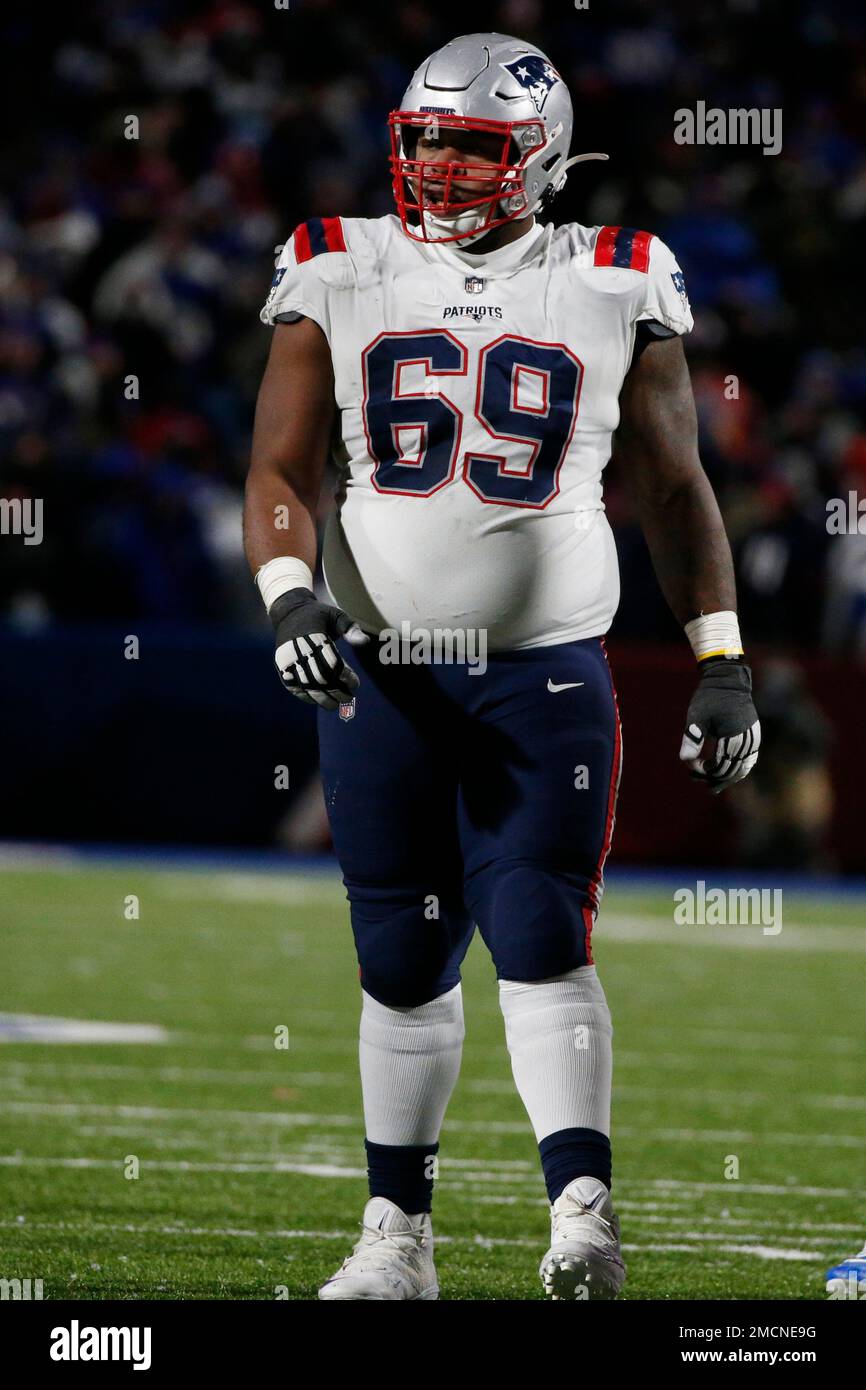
[547, 679, 585, 693]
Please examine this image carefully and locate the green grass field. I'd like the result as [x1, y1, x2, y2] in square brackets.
[1, 854, 864, 1301]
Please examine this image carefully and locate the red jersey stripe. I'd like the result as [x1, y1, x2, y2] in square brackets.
[293, 222, 314, 264]
[629, 229, 653, 272]
[322, 216, 346, 253]
[593, 224, 620, 267]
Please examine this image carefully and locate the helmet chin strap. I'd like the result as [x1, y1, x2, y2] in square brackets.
[421, 203, 494, 247]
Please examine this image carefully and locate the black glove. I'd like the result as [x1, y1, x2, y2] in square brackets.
[269, 587, 363, 711]
[679, 658, 761, 793]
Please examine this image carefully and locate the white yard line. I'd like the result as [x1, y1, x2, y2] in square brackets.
[3, 854, 864, 951]
[0, 1212, 829, 1264]
[616, 1125, 865, 1150]
[615, 1050, 866, 1075]
[0, 1100, 358, 1127]
[153, 873, 342, 906]
[0, 1060, 349, 1087]
[0, 1154, 368, 1178]
[0, 1015, 169, 1045]
[619, 1177, 865, 1198]
[0, 846, 84, 871]
[0, 1061, 861, 1117]
[598, 912, 866, 953]
[1, 1099, 862, 1150]
[466, 1198, 863, 1237]
[0, 1034, 860, 1080]
[616, 1027, 862, 1054]
[612, 1207, 863, 1233]
[0, 1152, 863, 1205]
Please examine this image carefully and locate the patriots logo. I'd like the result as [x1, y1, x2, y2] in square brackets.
[266, 266, 286, 304]
[502, 55, 561, 113]
[671, 270, 689, 303]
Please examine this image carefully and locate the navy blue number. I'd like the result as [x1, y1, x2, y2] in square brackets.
[466, 337, 582, 507]
[361, 332, 581, 505]
[362, 332, 465, 495]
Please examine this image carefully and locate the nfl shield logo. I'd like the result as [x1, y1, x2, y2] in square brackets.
[465, 276, 485, 295]
[338, 698, 356, 721]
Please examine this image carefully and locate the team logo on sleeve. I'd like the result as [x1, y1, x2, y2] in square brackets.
[266, 267, 286, 304]
[502, 55, 561, 113]
[671, 270, 689, 304]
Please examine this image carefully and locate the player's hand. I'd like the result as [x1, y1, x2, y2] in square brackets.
[269, 587, 364, 710]
[679, 658, 761, 793]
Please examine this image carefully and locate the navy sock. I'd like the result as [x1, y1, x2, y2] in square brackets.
[539, 1127, 612, 1203]
[365, 1139, 438, 1215]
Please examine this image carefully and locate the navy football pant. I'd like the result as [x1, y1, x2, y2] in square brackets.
[317, 637, 622, 1007]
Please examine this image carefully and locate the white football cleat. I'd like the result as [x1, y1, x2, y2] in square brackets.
[318, 1196, 439, 1301]
[540, 1176, 626, 1300]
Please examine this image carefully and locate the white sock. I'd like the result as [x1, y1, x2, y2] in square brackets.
[498, 964, 613, 1142]
[359, 983, 465, 1146]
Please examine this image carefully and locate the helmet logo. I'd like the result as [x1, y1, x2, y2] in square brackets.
[501, 55, 560, 113]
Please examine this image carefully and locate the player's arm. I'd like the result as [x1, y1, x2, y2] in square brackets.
[614, 332, 760, 790]
[243, 318, 360, 709]
[245, 318, 331, 577]
[615, 332, 733, 622]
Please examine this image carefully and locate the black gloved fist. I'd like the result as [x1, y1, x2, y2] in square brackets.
[679, 658, 761, 793]
[269, 587, 363, 711]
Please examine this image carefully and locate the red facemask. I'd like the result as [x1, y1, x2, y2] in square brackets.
[388, 111, 547, 244]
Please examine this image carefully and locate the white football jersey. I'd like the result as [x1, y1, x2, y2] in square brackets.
[260, 214, 693, 650]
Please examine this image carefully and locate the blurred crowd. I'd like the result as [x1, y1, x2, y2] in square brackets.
[2, 0, 866, 652]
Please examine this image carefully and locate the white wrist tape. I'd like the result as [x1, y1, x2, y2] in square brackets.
[255, 556, 314, 612]
[684, 610, 744, 662]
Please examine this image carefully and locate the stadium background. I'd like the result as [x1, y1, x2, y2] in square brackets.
[1, 0, 865, 1308]
[2, 0, 866, 869]
[3, 0, 866, 870]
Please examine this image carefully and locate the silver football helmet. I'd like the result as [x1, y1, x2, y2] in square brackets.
[389, 31, 606, 246]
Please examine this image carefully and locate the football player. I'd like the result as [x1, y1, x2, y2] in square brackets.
[244, 31, 761, 1300]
